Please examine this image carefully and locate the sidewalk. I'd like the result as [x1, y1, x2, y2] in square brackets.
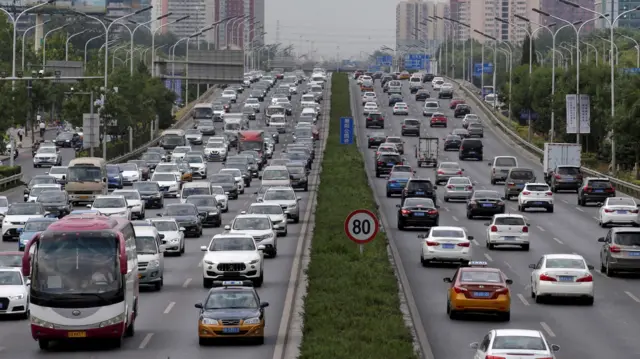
[6, 126, 56, 151]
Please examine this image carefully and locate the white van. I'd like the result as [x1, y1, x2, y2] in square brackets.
[134, 226, 165, 290]
[180, 182, 213, 203]
[260, 165, 291, 187]
[223, 117, 247, 137]
[301, 107, 318, 122]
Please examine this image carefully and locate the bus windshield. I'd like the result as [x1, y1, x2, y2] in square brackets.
[193, 107, 213, 119]
[67, 166, 102, 182]
[31, 231, 121, 297]
[239, 140, 263, 152]
[163, 135, 185, 146]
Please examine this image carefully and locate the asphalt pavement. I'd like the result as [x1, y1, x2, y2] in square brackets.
[351, 78, 640, 359]
[0, 79, 328, 358]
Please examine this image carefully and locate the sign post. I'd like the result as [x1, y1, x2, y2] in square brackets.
[340, 117, 353, 145]
[344, 209, 379, 254]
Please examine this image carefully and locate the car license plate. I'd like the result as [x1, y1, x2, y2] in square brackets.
[565, 177, 574, 180]
[617, 210, 627, 214]
[455, 187, 465, 190]
[442, 243, 455, 249]
[595, 189, 603, 192]
[222, 327, 240, 333]
[414, 212, 425, 216]
[503, 236, 516, 240]
[629, 252, 640, 257]
[516, 184, 523, 187]
[559, 276, 574, 282]
[473, 291, 490, 297]
[416, 191, 425, 195]
[387, 162, 394, 166]
[534, 202, 543, 205]
[79, 196, 89, 199]
[482, 204, 493, 207]
[68, 331, 87, 338]
[468, 151, 475, 154]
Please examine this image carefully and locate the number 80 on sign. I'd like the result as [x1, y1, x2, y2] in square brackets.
[344, 209, 379, 244]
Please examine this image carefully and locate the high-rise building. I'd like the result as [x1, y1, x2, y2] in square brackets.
[541, 0, 595, 32]
[396, 0, 447, 53]
[205, 0, 264, 49]
[153, 0, 206, 39]
[595, 0, 640, 28]
[449, 0, 541, 43]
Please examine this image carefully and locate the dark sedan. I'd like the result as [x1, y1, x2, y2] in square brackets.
[548, 165, 583, 192]
[225, 162, 252, 187]
[286, 164, 309, 191]
[185, 195, 222, 227]
[396, 198, 439, 230]
[367, 132, 386, 149]
[454, 104, 471, 118]
[388, 94, 404, 106]
[209, 173, 239, 199]
[55, 132, 81, 148]
[466, 190, 505, 219]
[133, 181, 164, 208]
[443, 135, 462, 151]
[158, 203, 203, 237]
[129, 160, 150, 181]
[249, 90, 264, 101]
[415, 89, 430, 101]
[35, 190, 71, 218]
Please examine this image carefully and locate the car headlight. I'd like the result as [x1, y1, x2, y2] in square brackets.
[3, 220, 9, 225]
[153, 193, 162, 198]
[249, 259, 259, 264]
[8, 294, 24, 300]
[170, 238, 179, 243]
[208, 211, 218, 216]
[201, 318, 219, 325]
[204, 260, 215, 265]
[31, 316, 55, 328]
[288, 204, 297, 209]
[147, 259, 160, 268]
[243, 317, 260, 325]
[259, 233, 273, 240]
[99, 313, 126, 327]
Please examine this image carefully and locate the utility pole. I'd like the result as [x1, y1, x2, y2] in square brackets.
[275, 20, 280, 44]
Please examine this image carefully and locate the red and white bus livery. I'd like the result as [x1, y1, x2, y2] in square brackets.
[22, 214, 139, 350]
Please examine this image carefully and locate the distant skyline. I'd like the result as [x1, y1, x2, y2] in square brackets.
[264, 0, 396, 60]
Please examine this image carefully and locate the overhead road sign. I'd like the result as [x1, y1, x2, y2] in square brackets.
[344, 209, 379, 245]
[404, 54, 429, 70]
[473, 63, 493, 76]
[622, 68, 640, 74]
[376, 55, 393, 66]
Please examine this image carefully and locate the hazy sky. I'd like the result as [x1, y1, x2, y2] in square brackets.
[264, 0, 396, 61]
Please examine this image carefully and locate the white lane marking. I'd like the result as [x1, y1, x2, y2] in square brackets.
[480, 186, 486, 189]
[452, 215, 459, 221]
[182, 278, 192, 288]
[471, 239, 480, 246]
[553, 237, 564, 244]
[625, 291, 640, 303]
[593, 216, 599, 221]
[576, 207, 584, 212]
[536, 225, 545, 232]
[443, 207, 450, 212]
[517, 293, 530, 306]
[484, 253, 493, 261]
[163, 302, 176, 314]
[503, 261, 512, 270]
[540, 322, 556, 337]
[561, 199, 568, 204]
[139, 333, 154, 349]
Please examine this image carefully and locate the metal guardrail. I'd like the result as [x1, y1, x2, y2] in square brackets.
[0, 173, 23, 188]
[446, 76, 640, 199]
[106, 86, 221, 165]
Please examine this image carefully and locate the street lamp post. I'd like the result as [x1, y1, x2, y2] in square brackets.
[84, 34, 104, 66]
[43, 24, 69, 69]
[581, 41, 598, 66]
[559, 0, 640, 174]
[150, 15, 190, 76]
[226, 15, 249, 50]
[619, 34, 639, 67]
[234, 17, 255, 47]
[596, 36, 619, 64]
[22, 20, 51, 71]
[497, 46, 513, 122]
[131, 13, 171, 75]
[10, 0, 55, 82]
[66, 29, 92, 61]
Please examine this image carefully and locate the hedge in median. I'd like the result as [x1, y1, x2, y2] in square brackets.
[298, 73, 417, 359]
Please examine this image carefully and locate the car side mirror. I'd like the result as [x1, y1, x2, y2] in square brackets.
[258, 175, 262, 179]
[526, 223, 531, 226]
[200, 246, 207, 251]
[257, 244, 266, 251]
[433, 186, 437, 189]
[587, 264, 595, 270]
[159, 234, 165, 239]
[484, 223, 490, 226]
[195, 303, 203, 309]
[597, 237, 605, 242]
[467, 236, 474, 240]
[159, 244, 166, 253]
[396, 204, 401, 208]
[25, 279, 31, 286]
[528, 264, 536, 269]
[127, 205, 135, 209]
[224, 225, 231, 230]
[179, 227, 186, 231]
[86, 204, 91, 208]
[551, 344, 560, 352]
[500, 197, 506, 200]
[297, 198, 301, 201]
[240, 211, 246, 214]
[443, 277, 452, 283]
[487, 161, 492, 166]
[156, 213, 162, 217]
[469, 342, 479, 350]
[260, 302, 269, 308]
[505, 279, 513, 285]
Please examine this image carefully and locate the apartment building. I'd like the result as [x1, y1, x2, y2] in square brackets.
[449, 0, 541, 43]
[396, 0, 447, 52]
[595, 0, 640, 28]
[152, 0, 206, 39]
[205, 0, 264, 49]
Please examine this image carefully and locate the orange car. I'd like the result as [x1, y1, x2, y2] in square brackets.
[443, 261, 513, 321]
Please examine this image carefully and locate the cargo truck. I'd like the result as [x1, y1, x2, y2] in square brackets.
[415, 137, 439, 167]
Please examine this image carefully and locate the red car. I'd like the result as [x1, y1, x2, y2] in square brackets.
[449, 99, 466, 109]
[430, 113, 448, 128]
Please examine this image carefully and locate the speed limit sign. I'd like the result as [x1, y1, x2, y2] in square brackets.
[344, 209, 379, 244]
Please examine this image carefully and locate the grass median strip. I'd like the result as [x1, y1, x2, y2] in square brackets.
[298, 73, 417, 359]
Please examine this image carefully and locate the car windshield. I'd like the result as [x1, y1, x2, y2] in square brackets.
[431, 229, 464, 238]
[221, 169, 242, 177]
[205, 290, 258, 309]
[165, 205, 197, 216]
[425, 103, 438, 108]
[37, 191, 65, 202]
[153, 221, 178, 231]
[141, 153, 162, 162]
[0, 271, 22, 285]
[135, 236, 158, 255]
[440, 163, 460, 169]
[495, 217, 525, 225]
[460, 271, 502, 283]
[615, 232, 640, 246]
[509, 170, 534, 180]
[186, 197, 216, 207]
[210, 175, 234, 183]
[608, 198, 636, 206]
[38, 148, 57, 154]
[390, 172, 411, 179]
[113, 191, 140, 200]
[119, 164, 136, 171]
[186, 129, 200, 135]
[404, 120, 419, 126]
[526, 184, 549, 192]
[185, 156, 203, 164]
[263, 170, 289, 180]
[56, 132, 73, 140]
[492, 336, 546, 351]
[30, 177, 56, 187]
[246, 98, 258, 104]
[264, 190, 295, 201]
[448, 178, 470, 185]
[404, 198, 434, 207]
[156, 164, 178, 172]
[133, 183, 159, 191]
[0, 198, 8, 207]
[446, 135, 460, 141]
[233, 217, 271, 230]
[473, 191, 501, 199]
[386, 138, 402, 143]
[173, 148, 190, 154]
[207, 141, 224, 149]
[393, 166, 412, 172]
[287, 166, 305, 175]
[93, 198, 126, 208]
[0, 254, 21, 267]
[249, 205, 282, 215]
[557, 166, 580, 175]
[152, 174, 176, 181]
[209, 237, 256, 251]
[211, 186, 225, 195]
[24, 221, 54, 232]
[8, 204, 42, 215]
[545, 258, 586, 269]
[495, 158, 517, 166]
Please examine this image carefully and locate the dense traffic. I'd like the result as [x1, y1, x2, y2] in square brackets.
[0, 67, 328, 354]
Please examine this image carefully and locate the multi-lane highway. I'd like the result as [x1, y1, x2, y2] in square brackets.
[0, 78, 328, 358]
[351, 77, 640, 359]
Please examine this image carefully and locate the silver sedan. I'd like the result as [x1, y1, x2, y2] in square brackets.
[435, 162, 464, 185]
[443, 176, 473, 201]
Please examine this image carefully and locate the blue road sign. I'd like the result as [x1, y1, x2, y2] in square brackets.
[622, 68, 640, 74]
[376, 55, 393, 66]
[473, 63, 493, 76]
[340, 117, 354, 145]
[404, 54, 430, 70]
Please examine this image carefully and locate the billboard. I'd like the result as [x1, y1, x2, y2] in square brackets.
[25, 0, 107, 15]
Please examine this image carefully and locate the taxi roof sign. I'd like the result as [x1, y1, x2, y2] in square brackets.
[467, 261, 488, 267]
[212, 280, 254, 287]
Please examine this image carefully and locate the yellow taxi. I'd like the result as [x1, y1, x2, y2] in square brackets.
[176, 161, 194, 182]
[196, 280, 269, 345]
[443, 261, 512, 321]
[399, 71, 411, 80]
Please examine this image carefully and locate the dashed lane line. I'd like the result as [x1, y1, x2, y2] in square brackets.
[540, 322, 556, 337]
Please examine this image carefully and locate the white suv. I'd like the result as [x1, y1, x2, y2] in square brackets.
[200, 233, 264, 287]
[517, 183, 554, 212]
[221, 89, 237, 103]
[485, 214, 530, 251]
